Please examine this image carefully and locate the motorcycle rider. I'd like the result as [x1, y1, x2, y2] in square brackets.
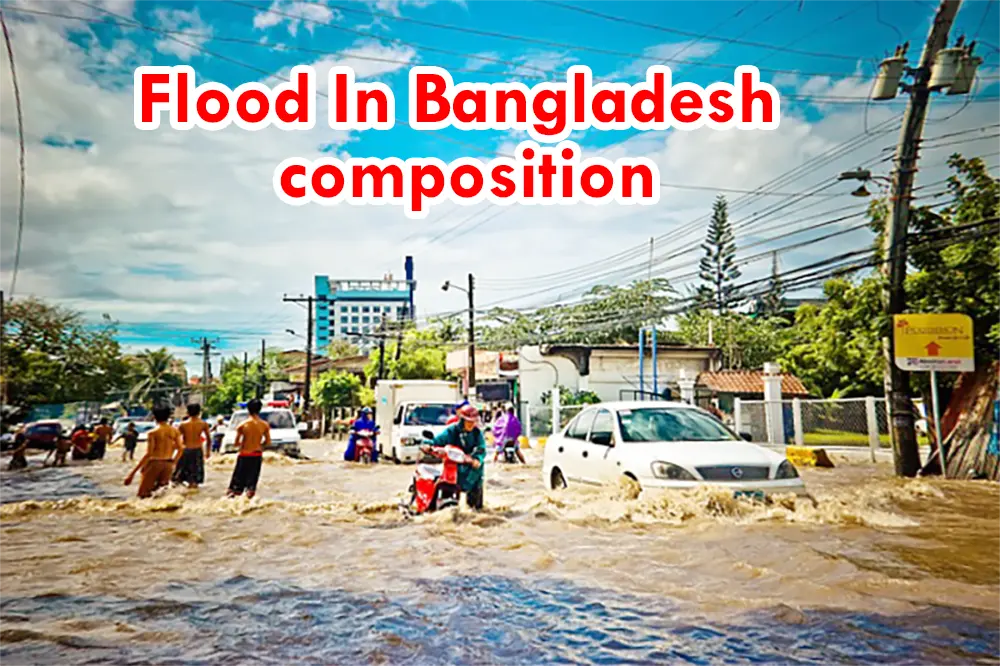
[344, 407, 379, 463]
[426, 403, 485, 510]
[492, 402, 525, 463]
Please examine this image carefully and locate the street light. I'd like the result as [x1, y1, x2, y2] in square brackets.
[442, 274, 476, 398]
[837, 168, 891, 198]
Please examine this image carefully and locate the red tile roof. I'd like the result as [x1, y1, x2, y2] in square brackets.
[696, 370, 810, 396]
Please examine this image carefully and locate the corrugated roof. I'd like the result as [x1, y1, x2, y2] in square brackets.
[696, 370, 810, 396]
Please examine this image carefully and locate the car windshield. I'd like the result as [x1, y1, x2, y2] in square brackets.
[229, 410, 296, 429]
[616, 408, 738, 443]
[30, 424, 61, 434]
[404, 404, 456, 426]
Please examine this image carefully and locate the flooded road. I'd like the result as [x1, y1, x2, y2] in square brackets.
[1, 440, 997, 664]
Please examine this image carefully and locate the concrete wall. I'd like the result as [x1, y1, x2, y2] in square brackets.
[518, 345, 716, 406]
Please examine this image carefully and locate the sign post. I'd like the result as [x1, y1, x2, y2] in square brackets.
[893, 313, 975, 478]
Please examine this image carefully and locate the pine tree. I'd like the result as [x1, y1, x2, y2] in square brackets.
[758, 251, 786, 317]
[695, 195, 741, 312]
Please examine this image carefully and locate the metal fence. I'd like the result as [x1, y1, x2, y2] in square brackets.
[736, 396, 889, 460]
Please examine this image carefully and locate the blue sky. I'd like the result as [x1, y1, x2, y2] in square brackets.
[0, 0, 997, 372]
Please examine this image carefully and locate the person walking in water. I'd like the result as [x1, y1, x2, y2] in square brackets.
[227, 398, 270, 499]
[116, 423, 139, 462]
[211, 417, 225, 453]
[7, 426, 28, 470]
[173, 404, 211, 488]
[91, 418, 113, 460]
[124, 406, 183, 499]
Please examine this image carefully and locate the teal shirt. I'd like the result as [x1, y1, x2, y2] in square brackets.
[431, 423, 486, 492]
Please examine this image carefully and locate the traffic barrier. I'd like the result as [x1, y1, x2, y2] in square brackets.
[786, 445, 835, 468]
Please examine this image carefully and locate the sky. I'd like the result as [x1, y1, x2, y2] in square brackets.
[0, 0, 998, 373]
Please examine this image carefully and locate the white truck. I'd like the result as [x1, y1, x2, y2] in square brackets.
[374, 379, 462, 463]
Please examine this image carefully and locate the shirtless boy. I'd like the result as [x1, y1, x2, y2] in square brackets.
[173, 404, 212, 488]
[227, 398, 270, 499]
[124, 406, 182, 499]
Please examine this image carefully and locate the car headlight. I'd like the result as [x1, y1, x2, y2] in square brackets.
[776, 460, 799, 479]
[650, 461, 696, 480]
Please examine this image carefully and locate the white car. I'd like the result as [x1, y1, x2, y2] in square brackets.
[133, 422, 157, 442]
[542, 401, 807, 497]
[222, 408, 302, 456]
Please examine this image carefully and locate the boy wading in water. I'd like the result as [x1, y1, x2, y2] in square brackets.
[173, 404, 211, 488]
[124, 406, 183, 499]
[116, 423, 139, 462]
[227, 398, 270, 499]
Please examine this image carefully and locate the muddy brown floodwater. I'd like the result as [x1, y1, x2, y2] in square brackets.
[1, 440, 997, 665]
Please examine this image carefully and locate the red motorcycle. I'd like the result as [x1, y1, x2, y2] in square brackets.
[403, 430, 472, 515]
[354, 429, 376, 464]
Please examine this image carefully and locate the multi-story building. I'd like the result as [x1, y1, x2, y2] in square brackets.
[314, 256, 415, 352]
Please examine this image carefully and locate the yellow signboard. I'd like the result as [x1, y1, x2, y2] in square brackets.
[893, 313, 974, 372]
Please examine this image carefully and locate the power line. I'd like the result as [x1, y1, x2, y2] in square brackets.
[1, 10, 26, 297]
[540, 0, 864, 61]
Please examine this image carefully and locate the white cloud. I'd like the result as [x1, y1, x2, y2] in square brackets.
[151, 7, 213, 61]
[252, 0, 340, 38]
[463, 51, 501, 73]
[608, 40, 721, 81]
[372, 0, 466, 18]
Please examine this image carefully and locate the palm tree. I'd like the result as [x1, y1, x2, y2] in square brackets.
[129, 348, 183, 406]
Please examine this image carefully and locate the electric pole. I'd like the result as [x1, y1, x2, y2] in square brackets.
[377, 319, 387, 380]
[191, 337, 221, 406]
[883, 0, 962, 477]
[283, 294, 323, 416]
[259, 338, 266, 399]
[242, 352, 249, 401]
[467, 273, 476, 398]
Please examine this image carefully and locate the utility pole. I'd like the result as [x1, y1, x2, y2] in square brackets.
[258, 338, 266, 399]
[0, 290, 5, 427]
[191, 336, 220, 406]
[377, 319, 387, 380]
[883, 0, 962, 477]
[467, 273, 476, 399]
[241, 352, 249, 401]
[283, 294, 322, 415]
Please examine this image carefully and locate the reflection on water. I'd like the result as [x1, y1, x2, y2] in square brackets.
[1, 576, 997, 665]
[1, 442, 998, 664]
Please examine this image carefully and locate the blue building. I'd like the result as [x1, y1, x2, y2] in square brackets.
[314, 256, 415, 351]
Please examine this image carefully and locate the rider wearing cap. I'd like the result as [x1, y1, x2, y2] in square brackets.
[427, 403, 486, 510]
[344, 407, 379, 463]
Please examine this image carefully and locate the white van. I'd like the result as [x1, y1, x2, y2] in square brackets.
[222, 407, 303, 456]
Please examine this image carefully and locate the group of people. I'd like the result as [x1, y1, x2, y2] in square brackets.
[123, 400, 271, 500]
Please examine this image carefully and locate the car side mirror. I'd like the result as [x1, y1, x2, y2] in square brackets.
[739, 432, 752, 442]
[297, 423, 308, 433]
[422, 429, 435, 441]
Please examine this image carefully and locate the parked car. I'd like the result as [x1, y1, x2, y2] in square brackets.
[542, 401, 807, 497]
[22, 421, 65, 450]
[221, 408, 303, 457]
[132, 422, 157, 443]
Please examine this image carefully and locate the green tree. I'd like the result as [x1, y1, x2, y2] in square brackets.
[676, 310, 785, 370]
[778, 278, 885, 397]
[204, 355, 261, 416]
[365, 327, 452, 382]
[479, 279, 675, 347]
[695, 195, 741, 312]
[1, 298, 131, 410]
[311, 370, 362, 409]
[129, 347, 184, 406]
[327, 339, 361, 361]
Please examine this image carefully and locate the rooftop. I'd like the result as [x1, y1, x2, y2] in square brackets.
[696, 370, 810, 396]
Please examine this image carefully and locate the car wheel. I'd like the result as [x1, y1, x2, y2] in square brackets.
[620, 474, 642, 499]
[550, 467, 567, 490]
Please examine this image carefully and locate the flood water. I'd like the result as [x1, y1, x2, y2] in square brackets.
[1, 441, 997, 665]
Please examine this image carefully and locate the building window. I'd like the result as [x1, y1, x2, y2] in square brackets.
[340, 316, 348, 324]
[362, 316, 370, 323]
[340, 306, 348, 313]
[351, 306, 359, 313]
[351, 316, 359, 323]
[363, 326, 370, 333]
[351, 326, 359, 333]
[374, 315, 381, 323]
[362, 306, 370, 313]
